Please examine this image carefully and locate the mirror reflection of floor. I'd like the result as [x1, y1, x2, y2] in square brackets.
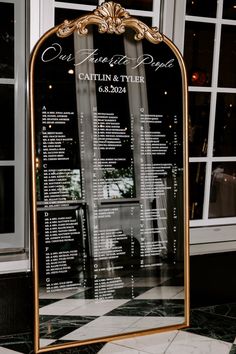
[38, 274, 185, 347]
[1, 301, 236, 353]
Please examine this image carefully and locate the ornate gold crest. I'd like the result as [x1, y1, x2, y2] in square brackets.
[57, 1, 163, 44]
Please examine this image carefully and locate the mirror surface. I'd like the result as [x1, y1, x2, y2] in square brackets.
[31, 10, 188, 352]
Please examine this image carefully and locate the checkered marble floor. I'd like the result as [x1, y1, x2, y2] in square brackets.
[0, 328, 235, 354]
[1, 281, 236, 353]
[36, 273, 185, 343]
[38, 282, 185, 345]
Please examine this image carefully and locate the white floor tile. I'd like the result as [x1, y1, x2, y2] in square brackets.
[172, 290, 185, 299]
[133, 277, 170, 287]
[135, 286, 184, 300]
[39, 299, 92, 315]
[39, 338, 57, 348]
[61, 326, 127, 341]
[0, 348, 24, 354]
[39, 288, 85, 299]
[60, 316, 152, 340]
[166, 331, 232, 354]
[110, 331, 178, 354]
[65, 299, 129, 316]
[127, 316, 185, 330]
[98, 343, 148, 354]
[83, 316, 142, 329]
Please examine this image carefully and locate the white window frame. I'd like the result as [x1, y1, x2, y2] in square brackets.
[162, 0, 236, 253]
[37, 0, 161, 36]
[0, 0, 30, 272]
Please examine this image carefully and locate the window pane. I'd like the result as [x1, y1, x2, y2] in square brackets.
[186, 0, 217, 18]
[55, 8, 86, 25]
[105, 0, 153, 11]
[218, 25, 236, 88]
[223, 0, 236, 20]
[56, 0, 98, 4]
[136, 16, 152, 27]
[0, 166, 14, 233]
[0, 85, 14, 160]
[184, 22, 215, 86]
[0, 3, 14, 78]
[213, 93, 236, 156]
[189, 92, 210, 157]
[189, 162, 206, 220]
[209, 162, 236, 218]
[55, 10, 153, 27]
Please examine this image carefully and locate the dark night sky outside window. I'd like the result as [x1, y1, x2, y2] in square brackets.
[218, 25, 236, 88]
[105, 0, 153, 11]
[0, 85, 14, 160]
[223, 0, 236, 20]
[55, 8, 86, 25]
[0, 167, 14, 233]
[56, 0, 98, 4]
[186, 0, 217, 18]
[0, 3, 14, 78]
[184, 22, 215, 87]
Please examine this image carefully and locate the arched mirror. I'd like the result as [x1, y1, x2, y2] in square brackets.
[30, 2, 189, 353]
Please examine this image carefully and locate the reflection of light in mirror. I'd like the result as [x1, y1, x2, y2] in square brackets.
[48, 322, 52, 334]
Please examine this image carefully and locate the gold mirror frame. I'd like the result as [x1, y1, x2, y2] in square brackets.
[30, 2, 189, 353]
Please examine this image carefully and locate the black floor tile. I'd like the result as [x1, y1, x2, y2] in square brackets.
[185, 309, 236, 343]
[0, 332, 34, 354]
[160, 277, 184, 286]
[147, 299, 185, 317]
[43, 341, 105, 353]
[40, 315, 98, 339]
[197, 302, 236, 319]
[106, 299, 184, 317]
[40, 314, 59, 324]
[0, 333, 105, 353]
[230, 344, 236, 354]
[39, 299, 58, 308]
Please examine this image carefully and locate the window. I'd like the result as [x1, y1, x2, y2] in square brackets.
[0, 0, 26, 253]
[183, 0, 236, 227]
[160, 0, 236, 251]
[39, 0, 161, 35]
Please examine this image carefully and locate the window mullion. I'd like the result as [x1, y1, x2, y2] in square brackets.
[30, 0, 40, 51]
[202, 0, 223, 221]
[152, 0, 161, 27]
[40, 0, 54, 35]
[173, 0, 187, 54]
[14, 0, 26, 248]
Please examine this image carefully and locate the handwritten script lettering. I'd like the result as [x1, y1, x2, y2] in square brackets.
[41, 43, 175, 71]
